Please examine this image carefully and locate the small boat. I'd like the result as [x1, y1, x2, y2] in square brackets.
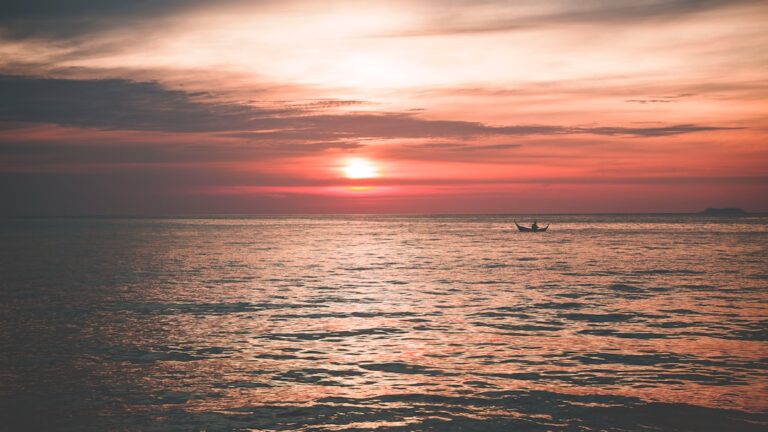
[515, 221, 549, 232]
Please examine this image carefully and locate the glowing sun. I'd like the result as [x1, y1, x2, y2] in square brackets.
[341, 158, 379, 179]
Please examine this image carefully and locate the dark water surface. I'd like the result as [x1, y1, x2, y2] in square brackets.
[1, 215, 767, 431]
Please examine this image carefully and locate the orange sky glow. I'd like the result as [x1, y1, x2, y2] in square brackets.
[1, 0, 767, 214]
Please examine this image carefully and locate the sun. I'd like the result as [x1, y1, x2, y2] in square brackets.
[341, 158, 379, 179]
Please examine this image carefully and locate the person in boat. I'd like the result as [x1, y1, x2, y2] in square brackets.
[531, 220, 539, 232]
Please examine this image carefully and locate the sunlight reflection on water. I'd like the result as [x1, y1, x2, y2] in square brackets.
[1, 215, 767, 430]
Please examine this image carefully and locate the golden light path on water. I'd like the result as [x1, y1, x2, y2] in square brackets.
[0, 215, 766, 430]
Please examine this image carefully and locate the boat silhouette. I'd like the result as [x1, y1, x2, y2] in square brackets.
[515, 221, 549, 232]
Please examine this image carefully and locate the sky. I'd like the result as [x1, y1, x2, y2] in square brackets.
[1, 0, 767, 215]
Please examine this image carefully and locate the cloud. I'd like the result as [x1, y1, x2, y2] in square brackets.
[0, 74, 289, 132]
[0, 75, 740, 143]
[0, 138, 366, 168]
[573, 124, 740, 137]
[0, 0, 227, 39]
[625, 99, 676, 104]
[408, 142, 521, 152]
[385, 0, 759, 36]
[228, 114, 737, 140]
[284, 99, 368, 111]
[625, 93, 695, 104]
[3, 1, 761, 42]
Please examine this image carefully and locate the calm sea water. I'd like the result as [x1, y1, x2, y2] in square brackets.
[1, 215, 767, 431]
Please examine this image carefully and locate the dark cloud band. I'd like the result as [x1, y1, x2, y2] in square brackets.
[0, 75, 738, 140]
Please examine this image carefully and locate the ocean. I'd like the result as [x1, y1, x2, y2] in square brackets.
[1, 215, 766, 431]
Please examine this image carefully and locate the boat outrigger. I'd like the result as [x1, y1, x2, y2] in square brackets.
[515, 221, 549, 232]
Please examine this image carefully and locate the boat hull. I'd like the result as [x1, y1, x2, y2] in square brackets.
[515, 222, 548, 232]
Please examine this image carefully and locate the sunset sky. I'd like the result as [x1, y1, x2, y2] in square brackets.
[1, 0, 767, 215]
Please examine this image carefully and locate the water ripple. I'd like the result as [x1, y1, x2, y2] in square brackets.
[1, 215, 767, 430]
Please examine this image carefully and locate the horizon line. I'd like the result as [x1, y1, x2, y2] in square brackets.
[1, 211, 760, 219]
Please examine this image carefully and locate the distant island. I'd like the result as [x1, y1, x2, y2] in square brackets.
[701, 207, 746, 215]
